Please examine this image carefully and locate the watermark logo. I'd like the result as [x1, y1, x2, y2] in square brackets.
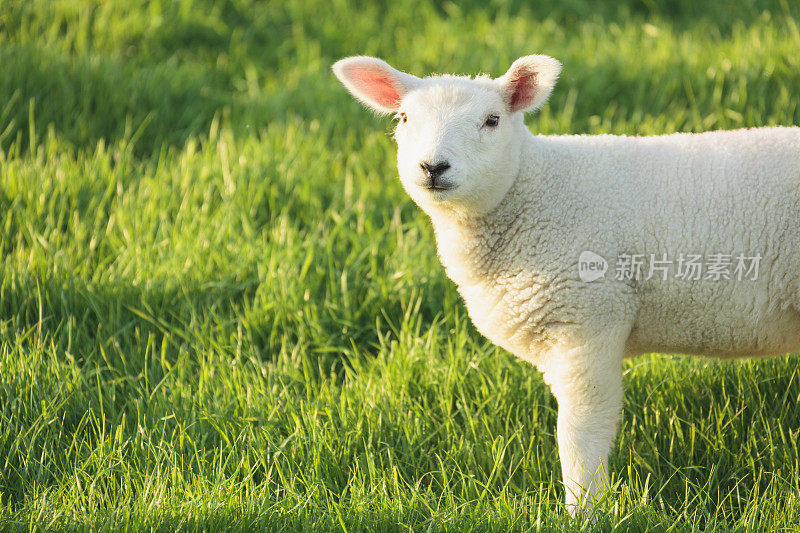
[578, 251, 762, 282]
[578, 251, 608, 282]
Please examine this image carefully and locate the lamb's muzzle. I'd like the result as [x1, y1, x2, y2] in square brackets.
[418, 160, 452, 189]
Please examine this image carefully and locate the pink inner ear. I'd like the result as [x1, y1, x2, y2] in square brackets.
[345, 65, 402, 109]
[508, 69, 538, 112]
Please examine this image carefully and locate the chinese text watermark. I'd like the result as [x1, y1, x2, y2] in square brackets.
[578, 251, 761, 283]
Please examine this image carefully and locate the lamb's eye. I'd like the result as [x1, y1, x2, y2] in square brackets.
[484, 114, 499, 128]
[395, 112, 407, 124]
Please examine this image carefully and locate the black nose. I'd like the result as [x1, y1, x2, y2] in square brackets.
[420, 161, 451, 182]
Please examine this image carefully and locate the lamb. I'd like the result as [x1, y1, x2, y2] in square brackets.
[332, 54, 800, 512]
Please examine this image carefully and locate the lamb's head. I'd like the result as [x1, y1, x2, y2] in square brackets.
[333, 55, 561, 217]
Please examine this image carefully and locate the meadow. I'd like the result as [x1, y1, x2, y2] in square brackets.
[1, 0, 800, 530]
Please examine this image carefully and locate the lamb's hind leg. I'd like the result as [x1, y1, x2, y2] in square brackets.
[541, 330, 627, 513]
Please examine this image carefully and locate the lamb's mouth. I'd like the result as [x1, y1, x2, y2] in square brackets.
[417, 180, 457, 192]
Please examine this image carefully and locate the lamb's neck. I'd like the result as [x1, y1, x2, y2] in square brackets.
[429, 138, 547, 288]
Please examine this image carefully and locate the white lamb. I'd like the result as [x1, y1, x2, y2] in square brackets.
[332, 54, 800, 511]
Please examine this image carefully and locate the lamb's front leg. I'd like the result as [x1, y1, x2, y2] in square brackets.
[542, 337, 625, 513]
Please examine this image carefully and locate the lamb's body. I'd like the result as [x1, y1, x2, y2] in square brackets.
[333, 54, 800, 512]
[434, 127, 800, 368]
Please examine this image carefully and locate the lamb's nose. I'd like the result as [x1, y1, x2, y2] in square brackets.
[420, 161, 451, 181]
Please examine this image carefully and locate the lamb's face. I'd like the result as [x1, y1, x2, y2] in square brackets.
[393, 81, 524, 214]
[333, 55, 561, 217]
[393, 79, 524, 215]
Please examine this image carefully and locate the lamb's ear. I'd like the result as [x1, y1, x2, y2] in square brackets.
[332, 56, 420, 114]
[497, 55, 562, 113]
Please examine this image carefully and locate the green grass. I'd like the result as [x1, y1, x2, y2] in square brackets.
[1, 0, 800, 530]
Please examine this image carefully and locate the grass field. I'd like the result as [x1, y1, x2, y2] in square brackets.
[1, 0, 800, 530]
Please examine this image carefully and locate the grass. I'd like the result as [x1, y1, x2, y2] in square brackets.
[0, 0, 800, 530]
